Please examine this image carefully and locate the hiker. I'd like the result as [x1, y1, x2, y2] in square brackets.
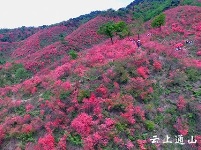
[186, 40, 193, 45]
[147, 33, 151, 36]
[175, 43, 183, 51]
[189, 40, 193, 45]
[175, 47, 182, 51]
[136, 40, 141, 48]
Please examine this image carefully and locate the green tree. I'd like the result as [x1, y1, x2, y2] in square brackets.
[151, 13, 166, 30]
[115, 21, 131, 39]
[98, 21, 130, 44]
[98, 21, 116, 44]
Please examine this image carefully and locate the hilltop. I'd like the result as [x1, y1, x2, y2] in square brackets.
[0, 1, 201, 150]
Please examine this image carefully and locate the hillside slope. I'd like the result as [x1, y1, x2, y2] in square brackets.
[0, 4, 201, 150]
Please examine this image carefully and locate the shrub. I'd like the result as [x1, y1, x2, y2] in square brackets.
[137, 66, 149, 79]
[15, 67, 30, 80]
[112, 104, 126, 112]
[151, 13, 166, 29]
[169, 70, 187, 86]
[0, 59, 6, 65]
[17, 132, 35, 143]
[13, 105, 26, 115]
[38, 133, 55, 150]
[185, 67, 201, 82]
[68, 50, 78, 59]
[71, 113, 93, 136]
[177, 95, 187, 110]
[60, 91, 71, 100]
[115, 122, 127, 132]
[114, 62, 129, 84]
[78, 90, 90, 103]
[68, 133, 82, 146]
[144, 120, 155, 131]
[193, 89, 201, 98]
[42, 90, 52, 100]
[173, 117, 189, 136]
[153, 61, 162, 71]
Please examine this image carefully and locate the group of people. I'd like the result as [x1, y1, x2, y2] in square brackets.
[129, 35, 193, 51]
[185, 39, 193, 45]
[129, 38, 141, 48]
[175, 39, 193, 51]
[129, 33, 152, 48]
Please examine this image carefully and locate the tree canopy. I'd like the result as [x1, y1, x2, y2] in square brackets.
[151, 13, 166, 29]
[98, 21, 130, 44]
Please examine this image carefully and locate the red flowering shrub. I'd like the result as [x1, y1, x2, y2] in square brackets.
[65, 16, 120, 49]
[197, 51, 201, 56]
[0, 125, 5, 144]
[137, 66, 149, 79]
[82, 93, 102, 116]
[83, 132, 103, 150]
[126, 140, 134, 150]
[172, 23, 184, 33]
[195, 135, 201, 150]
[71, 113, 93, 136]
[137, 139, 147, 150]
[57, 134, 68, 150]
[25, 104, 34, 112]
[96, 84, 108, 98]
[121, 106, 136, 125]
[61, 81, 71, 90]
[106, 93, 134, 111]
[38, 133, 55, 150]
[83, 136, 94, 150]
[113, 81, 120, 92]
[177, 95, 187, 110]
[153, 61, 162, 70]
[105, 118, 115, 127]
[21, 124, 34, 133]
[174, 117, 189, 136]
[22, 76, 42, 94]
[114, 136, 123, 145]
[133, 106, 145, 121]
[126, 77, 152, 99]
